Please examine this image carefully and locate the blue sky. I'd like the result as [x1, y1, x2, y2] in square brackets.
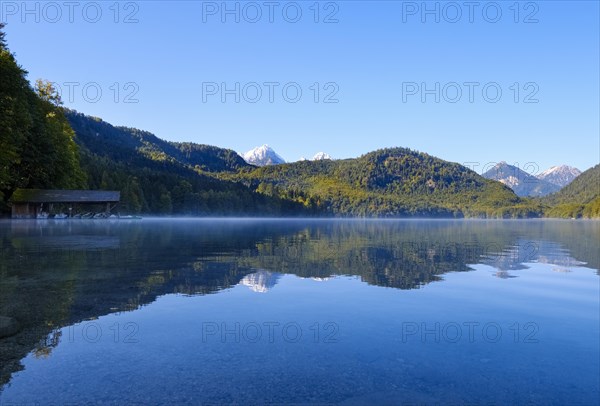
[3, 1, 599, 173]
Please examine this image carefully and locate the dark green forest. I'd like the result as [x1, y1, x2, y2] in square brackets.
[0, 23, 597, 218]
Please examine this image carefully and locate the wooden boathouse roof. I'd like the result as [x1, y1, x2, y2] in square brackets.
[11, 189, 120, 203]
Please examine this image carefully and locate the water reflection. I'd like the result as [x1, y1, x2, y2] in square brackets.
[240, 270, 281, 293]
[0, 219, 598, 393]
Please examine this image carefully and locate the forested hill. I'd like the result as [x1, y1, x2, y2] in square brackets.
[230, 148, 541, 217]
[64, 110, 303, 215]
[65, 110, 249, 173]
[543, 164, 600, 218]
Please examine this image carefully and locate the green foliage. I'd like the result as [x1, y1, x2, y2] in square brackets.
[0, 27, 85, 211]
[0, 47, 30, 202]
[34, 79, 62, 106]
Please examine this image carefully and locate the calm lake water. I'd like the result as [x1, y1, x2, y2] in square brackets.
[0, 219, 598, 405]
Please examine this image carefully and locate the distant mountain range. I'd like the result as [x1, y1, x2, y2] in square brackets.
[61, 110, 597, 218]
[243, 145, 333, 166]
[538, 165, 581, 187]
[61, 112, 534, 217]
[482, 162, 581, 197]
[49, 112, 599, 218]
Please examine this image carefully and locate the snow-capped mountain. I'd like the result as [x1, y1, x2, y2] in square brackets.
[482, 162, 561, 197]
[312, 152, 332, 161]
[536, 165, 581, 187]
[298, 153, 333, 161]
[242, 145, 286, 166]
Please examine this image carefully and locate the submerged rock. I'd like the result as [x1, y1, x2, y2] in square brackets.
[0, 316, 21, 338]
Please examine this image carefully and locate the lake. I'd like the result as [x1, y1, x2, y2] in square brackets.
[0, 219, 598, 405]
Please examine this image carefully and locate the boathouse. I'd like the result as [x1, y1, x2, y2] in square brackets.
[10, 189, 120, 219]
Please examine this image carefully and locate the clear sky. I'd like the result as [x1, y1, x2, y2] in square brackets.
[3, 0, 599, 173]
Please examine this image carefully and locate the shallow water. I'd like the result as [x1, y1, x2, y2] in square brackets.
[0, 219, 598, 405]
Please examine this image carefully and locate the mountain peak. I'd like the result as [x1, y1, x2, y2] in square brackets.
[537, 165, 582, 187]
[483, 161, 560, 197]
[242, 145, 286, 166]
